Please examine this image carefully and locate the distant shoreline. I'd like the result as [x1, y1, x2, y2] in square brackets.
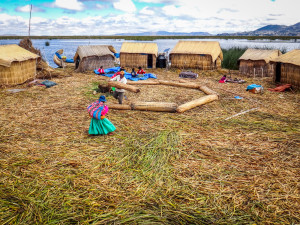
[0, 35, 299, 41]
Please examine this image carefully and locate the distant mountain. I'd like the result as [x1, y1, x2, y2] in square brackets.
[218, 22, 300, 36]
[114, 31, 211, 36]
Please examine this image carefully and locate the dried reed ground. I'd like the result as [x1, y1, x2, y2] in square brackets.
[0, 67, 299, 224]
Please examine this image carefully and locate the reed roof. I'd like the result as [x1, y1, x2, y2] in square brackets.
[270, 49, 300, 66]
[120, 42, 158, 57]
[170, 41, 223, 61]
[0, 44, 40, 67]
[74, 45, 116, 60]
[239, 48, 282, 63]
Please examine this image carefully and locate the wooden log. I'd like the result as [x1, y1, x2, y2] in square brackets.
[131, 101, 178, 112]
[199, 86, 219, 96]
[158, 80, 200, 89]
[127, 80, 160, 85]
[107, 103, 131, 110]
[176, 95, 219, 113]
[108, 81, 140, 93]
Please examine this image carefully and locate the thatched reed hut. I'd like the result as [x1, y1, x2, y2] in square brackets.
[169, 41, 223, 70]
[0, 44, 40, 85]
[270, 49, 300, 89]
[238, 49, 281, 77]
[74, 45, 116, 72]
[120, 42, 158, 69]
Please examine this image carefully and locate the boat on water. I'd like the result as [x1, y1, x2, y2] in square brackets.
[53, 49, 74, 68]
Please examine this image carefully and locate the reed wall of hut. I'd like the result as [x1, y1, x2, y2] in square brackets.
[273, 63, 300, 89]
[76, 55, 114, 72]
[169, 41, 223, 70]
[120, 53, 156, 69]
[270, 49, 300, 89]
[170, 54, 218, 70]
[239, 60, 275, 77]
[0, 59, 37, 85]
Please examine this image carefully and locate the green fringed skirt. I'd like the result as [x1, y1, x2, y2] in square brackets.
[89, 118, 116, 135]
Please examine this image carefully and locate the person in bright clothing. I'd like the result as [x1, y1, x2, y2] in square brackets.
[88, 95, 115, 136]
[137, 66, 146, 75]
[97, 66, 105, 74]
[110, 71, 127, 104]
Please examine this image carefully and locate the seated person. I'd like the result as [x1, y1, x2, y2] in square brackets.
[131, 68, 137, 77]
[97, 66, 105, 74]
[219, 75, 227, 83]
[120, 66, 125, 71]
[137, 66, 146, 74]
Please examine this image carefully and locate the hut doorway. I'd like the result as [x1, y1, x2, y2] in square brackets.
[147, 54, 153, 68]
[275, 62, 281, 82]
[75, 56, 80, 69]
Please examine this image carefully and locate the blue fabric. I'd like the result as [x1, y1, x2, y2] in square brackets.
[246, 84, 262, 91]
[114, 53, 120, 58]
[234, 96, 243, 99]
[65, 58, 74, 63]
[41, 80, 57, 88]
[94, 69, 157, 81]
[55, 52, 62, 59]
[104, 67, 120, 73]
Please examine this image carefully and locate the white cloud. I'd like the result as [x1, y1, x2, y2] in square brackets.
[15, 5, 45, 13]
[53, 0, 84, 11]
[140, 6, 154, 15]
[113, 0, 136, 13]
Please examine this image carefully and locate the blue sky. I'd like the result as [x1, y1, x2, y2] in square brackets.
[0, 0, 299, 35]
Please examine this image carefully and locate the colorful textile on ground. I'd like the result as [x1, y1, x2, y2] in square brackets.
[41, 80, 57, 88]
[104, 67, 120, 74]
[246, 84, 264, 94]
[246, 84, 262, 90]
[179, 71, 198, 79]
[268, 84, 292, 92]
[87, 101, 104, 120]
[89, 118, 116, 135]
[94, 67, 157, 81]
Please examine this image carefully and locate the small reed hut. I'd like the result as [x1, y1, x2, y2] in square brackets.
[120, 42, 158, 69]
[0, 44, 40, 85]
[238, 49, 281, 77]
[169, 41, 223, 70]
[74, 45, 116, 72]
[270, 49, 300, 89]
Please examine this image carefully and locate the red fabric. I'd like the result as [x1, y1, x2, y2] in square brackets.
[268, 84, 292, 92]
[137, 69, 145, 74]
[111, 71, 120, 79]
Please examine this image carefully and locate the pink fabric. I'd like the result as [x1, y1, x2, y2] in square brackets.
[219, 76, 226, 83]
[98, 68, 105, 74]
[101, 105, 109, 115]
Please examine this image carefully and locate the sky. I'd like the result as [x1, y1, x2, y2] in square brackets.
[0, 0, 299, 36]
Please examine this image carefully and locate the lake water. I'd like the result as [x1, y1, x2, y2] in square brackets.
[1, 38, 299, 68]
